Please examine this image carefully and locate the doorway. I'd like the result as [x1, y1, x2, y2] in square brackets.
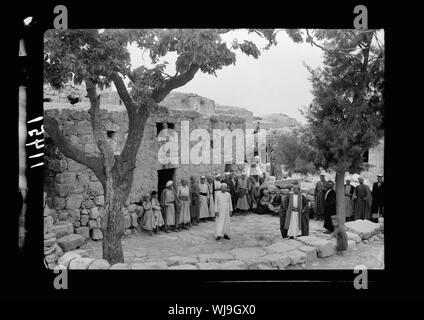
[157, 168, 175, 198]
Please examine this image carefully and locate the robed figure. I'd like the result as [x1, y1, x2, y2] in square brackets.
[198, 177, 210, 220]
[314, 177, 326, 220]
[323, 182, 336, 233]
[160, 181, 179, 231]
[353, 179, 372, 221]
[279, 186, 309, 238]
[371, 176, 384, 221]
[236, 174, 250, 211]
[214, 184, 233, 238]
[189, 177, 200, 225]
[223, 174, 236, 212]
[344, 181, 355, 221]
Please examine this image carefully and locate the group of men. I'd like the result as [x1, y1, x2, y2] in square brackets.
[314, 173, 385, 233]
[152, 171, 267, 239]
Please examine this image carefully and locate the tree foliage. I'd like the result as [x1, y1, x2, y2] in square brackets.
[288, 29, 384, 174]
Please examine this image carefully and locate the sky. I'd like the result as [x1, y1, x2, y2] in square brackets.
[127, 30, 325, 124]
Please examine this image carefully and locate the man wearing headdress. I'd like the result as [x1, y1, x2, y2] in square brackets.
[198, 176, 210, 222]
[279, 185, 309, 239]
[223, 172, 236, 214]
[236, 172, 250, 214]
[206, 176, 215, 221]
[160, 180, 178, 232]
[323, 180, 336, 233]
[177, 178, 191, 229]
[371, 174, 384, 222]
[314, 172, 327, 221]
[189, 175, 200, 226]
[214, 183, 233, 241]
[344, 178, 355, 222]
[353, 176, 373, 221]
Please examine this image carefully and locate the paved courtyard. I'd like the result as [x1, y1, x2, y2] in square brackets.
[81, 213, 384, 269]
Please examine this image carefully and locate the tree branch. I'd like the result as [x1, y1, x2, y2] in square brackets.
[86, 80, 115, 171]
[151, 64, 200, 103]
[44, 116, 105, 181]
[110, 72, 137, 114]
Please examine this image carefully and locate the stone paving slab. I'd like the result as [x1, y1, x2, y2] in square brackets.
[198, 252, 235, 263]
[345, 219, 381, 240]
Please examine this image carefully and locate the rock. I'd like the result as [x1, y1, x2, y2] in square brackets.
[58, 211, 68, 221]
[347, 240, 357, 251]
[53, 197, 66, 210]
[345, 219, 381, 240]
[57, 234, 85, 252]
[284, 239, 303, 249]
[95, 195, 105, 206]
[261, 254, 291, 269]
[88, 219, 98, 229]
[44, 237, 56, 248]
[168, 264, 198, 270]
[124, 229, 131, 236]
[80, 215, 89, 226]
[110, 263, 130, 270]
[67, 159, 86, 172]
[44, 232, 57, 240]
[243, 257, 272, 270]
[286, 250, 307, 265]
[75, 227, 90, 239]
[197, 262, 224, 270]
[68, 184, 84, 194]
[229, 247, 267, 260]
[131, 261, 168, 269]
[298, 246, 318, 261]
[198, 252, 235, 263]
[88, 259, 111, 270]
[45, 252, 58, 264]
[66, 194, 84, 210]
[73, 221, 81, 228]
[44, 246, 56, 256]
[127, 204, 138, 213]
[257, 264, 275, 270]
[57, 251, 82, 268]
[167, 256, 199, 266]
[219, 260, 247, 270]
[90, 228, 103, 240]
[89, 207, 99, 219]
[48, 221, 74, 238]
[346, 231, 362, 243]
[130, 213, 138, 227]
[44, 215, 54, 227]
[296, 236, 335, 258]
[89, 181, 104, 196]
[264, 241, 299, 254]
[55, 172, 77, 185]
[69, 257, 95, 269]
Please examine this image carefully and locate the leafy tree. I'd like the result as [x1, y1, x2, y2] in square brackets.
[43, 29, 278, 264]
[267, 128, 316, 176]
[286, 29, 384, 222]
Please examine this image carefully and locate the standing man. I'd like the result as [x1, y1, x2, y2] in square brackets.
[371, 174, 384, 222]
[160, 181, 178, 232]
[353, 177, 373, 221]
[214, 183, 233, 241]
[314, 172, 326, 221]
[344, 178, 355, 222]
[236, 172, 250, 214]
[206, 175, 215, 222]
[323, 180, 336, 234]
[189, 175, 200, 226]
[279, 185, 309, 239]
[198, 176, 210, 222]
[231, 172, 238, 213]
[213, 174, 221, 200]
[223, 172, 236, 214]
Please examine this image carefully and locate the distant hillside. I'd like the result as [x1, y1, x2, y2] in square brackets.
[254, 113, 300, 130]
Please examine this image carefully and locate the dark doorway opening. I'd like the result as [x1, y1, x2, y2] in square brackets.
[156, 122, 175, 135]
[157, 168, 175, 199]
[363, 149, 369, 163]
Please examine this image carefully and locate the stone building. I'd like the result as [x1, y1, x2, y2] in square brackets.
[43, 86, 250, 242]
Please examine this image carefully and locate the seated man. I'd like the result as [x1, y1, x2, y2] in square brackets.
[268, 191, 282, 215]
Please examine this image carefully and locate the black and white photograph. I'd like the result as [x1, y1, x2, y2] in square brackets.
[10, 3, 420, 302]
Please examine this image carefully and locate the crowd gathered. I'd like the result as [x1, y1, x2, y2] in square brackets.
[133, 170, 384, 254]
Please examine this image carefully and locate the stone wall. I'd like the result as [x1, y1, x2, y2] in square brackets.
[361, 137, 384, 182]
[44, 102, 247, 241]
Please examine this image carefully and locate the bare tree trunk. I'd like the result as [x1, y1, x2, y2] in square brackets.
[335, 170, 346, 223]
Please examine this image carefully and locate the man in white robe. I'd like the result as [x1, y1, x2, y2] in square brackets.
[214, 183, 233, 240]
[198, 176, 210, 221]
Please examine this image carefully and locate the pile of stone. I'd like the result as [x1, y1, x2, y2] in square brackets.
[345, 219, 381, 240]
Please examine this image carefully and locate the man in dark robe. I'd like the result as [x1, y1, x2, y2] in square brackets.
[353, 177, 373, 221]
[278, 185, 309, 238]
[323, 180, 336, 233]
[371, 174, 384, 222]
[189, 175, 200, 226]
[223, 172, 236, 213]
[314, 173, 326, 220]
